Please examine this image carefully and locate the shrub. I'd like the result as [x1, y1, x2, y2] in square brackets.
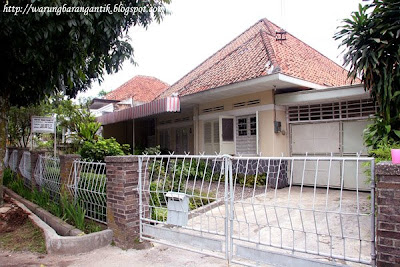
[3, 168, 15, 186]
[79, 137, 130, 162]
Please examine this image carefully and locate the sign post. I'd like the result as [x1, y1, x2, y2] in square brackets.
[31, 116, 57, 157]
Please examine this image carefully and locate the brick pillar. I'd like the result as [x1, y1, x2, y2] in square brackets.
[30, 150, 45, 191]
[59, 154, 81, 198]
[105, 155, 148, 249]
[376, 162, 400, 266]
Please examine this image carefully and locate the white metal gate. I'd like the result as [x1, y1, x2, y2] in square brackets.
[138, 155, 376, 266]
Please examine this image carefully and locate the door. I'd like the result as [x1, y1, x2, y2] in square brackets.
[236, 115, 257, 155]
[176, 127, 189, 154]
[204, 120, 219, 154]
[219, 116, 235, 155]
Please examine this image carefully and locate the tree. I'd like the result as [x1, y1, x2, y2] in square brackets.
[0, 0, 170, 205]
[334, 1, 400, 147]
[98, 89, 110, 97]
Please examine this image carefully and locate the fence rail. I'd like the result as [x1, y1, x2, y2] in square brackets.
[139, 154, 375, 266]
[67, 160, 107, 224]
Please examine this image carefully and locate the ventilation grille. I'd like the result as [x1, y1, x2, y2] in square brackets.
[288, 99, 377, 122]
[203, 106, 224, 113]
[233, 99, 261, 108]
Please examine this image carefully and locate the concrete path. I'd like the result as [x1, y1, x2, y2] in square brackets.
[0, 244, 244, 267]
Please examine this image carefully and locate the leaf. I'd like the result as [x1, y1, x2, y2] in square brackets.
[394, 130, 400, 139]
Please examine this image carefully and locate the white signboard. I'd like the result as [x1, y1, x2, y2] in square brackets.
[31, 116, 56, 133]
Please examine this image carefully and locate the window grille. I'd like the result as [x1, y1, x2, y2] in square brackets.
[288, 99, 377, 122]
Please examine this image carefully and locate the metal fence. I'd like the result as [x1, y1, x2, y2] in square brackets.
[18, 151, 31, 187]
[138, 154, 375, 266]
[34, 155, 61, 201]
[67, 160, 107, 224]
[8, 149, 18, 172]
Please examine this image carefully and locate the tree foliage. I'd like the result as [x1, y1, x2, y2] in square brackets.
[1, 0, 170, 105]
[334, 1, 400, 146]
[0, 0, 170, 205]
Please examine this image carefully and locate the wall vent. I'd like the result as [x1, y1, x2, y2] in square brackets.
[203, 106, 224, 113]
[288, 99, 377, 122]
[233, 99, 261, 108]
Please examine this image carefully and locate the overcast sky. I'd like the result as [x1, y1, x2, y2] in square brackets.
[79, 0, 363, 99]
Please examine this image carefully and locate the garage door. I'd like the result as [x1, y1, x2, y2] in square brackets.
[291, 122, 340, 155]
[291, 121, 370, 190]
[291, 122, 341, 187]
[342, 120, 370, 190]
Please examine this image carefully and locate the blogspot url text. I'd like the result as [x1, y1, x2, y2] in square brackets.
[2, 3, 164, 16]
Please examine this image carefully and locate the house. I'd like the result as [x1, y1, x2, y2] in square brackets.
[90, 75, 170, 147]
[97, 18, 375, 162]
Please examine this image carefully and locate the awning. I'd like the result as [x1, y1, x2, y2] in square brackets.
[97, 96, 180, 125]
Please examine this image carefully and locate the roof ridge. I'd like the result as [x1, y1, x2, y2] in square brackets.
[260, 18, 275, 36]
[176, 32, 266, 95]
[259, 29, 279, 69]
[163, 19, 272, 95]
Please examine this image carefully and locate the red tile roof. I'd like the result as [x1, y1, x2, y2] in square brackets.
[105, 75, 169, 102]
[159, 19, 358, 98]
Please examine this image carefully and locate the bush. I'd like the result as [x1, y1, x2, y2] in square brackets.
[3, 168, 15, 186]
[79, 137, 130, 162]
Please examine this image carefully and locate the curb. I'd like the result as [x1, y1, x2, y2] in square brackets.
[4, 188, 113, 255]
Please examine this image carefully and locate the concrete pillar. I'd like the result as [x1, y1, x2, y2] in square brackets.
[105, 155, 148, 249]
[16, 147, 29, 178]
[59, 154, 81, 198]
[30, 150, 45, 191]
[376, 162, 400, 266]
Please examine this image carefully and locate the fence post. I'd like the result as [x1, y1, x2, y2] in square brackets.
[375, 162, 400, 266]
[105, 155, 148, 249]
[30, 150, 44, 191]
[59, 154, 81, 198]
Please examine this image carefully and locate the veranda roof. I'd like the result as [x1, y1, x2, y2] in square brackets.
[97, 96, 180, 125]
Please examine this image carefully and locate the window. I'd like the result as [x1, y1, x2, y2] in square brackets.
[237, 116, 257, 136]
[238, 118, 247, 136]
[250, 117, 256, 135]
[222, 118, 234, 141]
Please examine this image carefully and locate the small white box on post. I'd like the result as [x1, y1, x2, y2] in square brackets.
[165, 192, 189, 227]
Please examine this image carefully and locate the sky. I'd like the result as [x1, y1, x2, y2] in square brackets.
[79, 0, 364, 99]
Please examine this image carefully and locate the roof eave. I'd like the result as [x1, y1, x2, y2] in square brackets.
[180, 73, 326, 106]
[275, 84, 369, 106]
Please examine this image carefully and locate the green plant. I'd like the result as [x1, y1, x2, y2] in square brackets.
[143, 145, 161, 155]
[84, 220, 103, 233]
[60, 193, 86, 231]
[188, 189, 216, 210]
[364, 116, 400, 149]
[32, 188, 51, 209]
[79, 137, 130, 162]
[236, 173, 266, 187]
[75, 121, 101, 143]
[3, 168, 14, 186]
[335, 1, 400, 145]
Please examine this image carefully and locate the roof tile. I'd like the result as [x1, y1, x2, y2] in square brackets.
[105, 75, 169, 102]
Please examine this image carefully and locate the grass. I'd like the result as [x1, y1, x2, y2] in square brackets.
[0, 219, 46, 254]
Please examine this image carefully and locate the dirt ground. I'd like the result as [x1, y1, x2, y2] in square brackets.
[0, 244, 240, 267]
[0, 195, 29, 233]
